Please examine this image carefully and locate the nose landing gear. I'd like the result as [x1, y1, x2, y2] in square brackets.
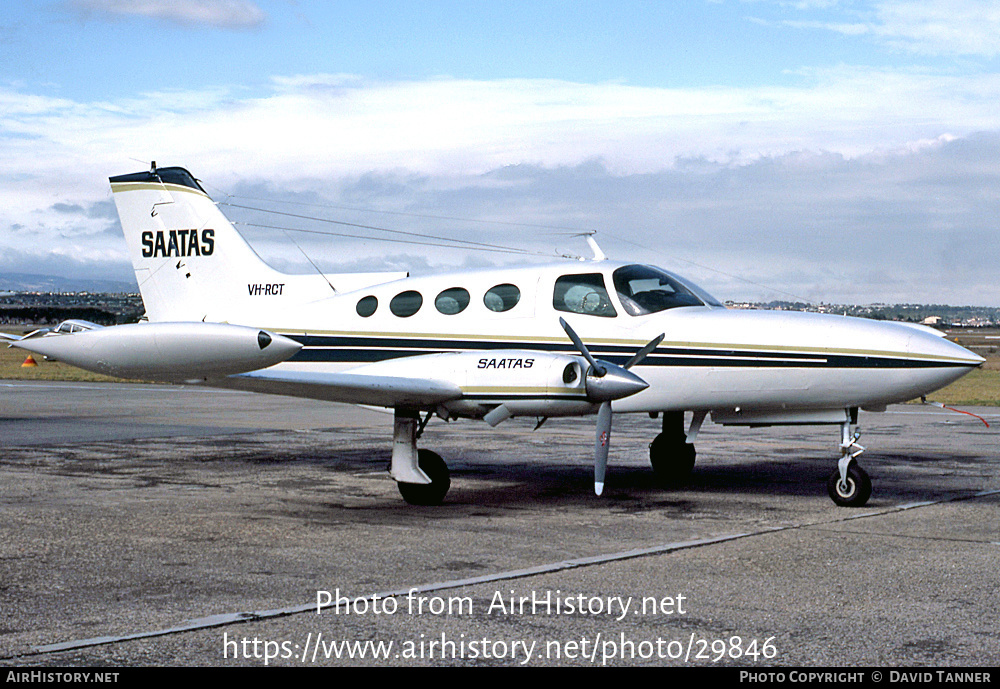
[827, 418, 871, 507]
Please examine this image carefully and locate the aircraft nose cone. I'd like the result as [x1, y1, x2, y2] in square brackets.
[585, 363, 649, 401]
[906, 327, 984, 367]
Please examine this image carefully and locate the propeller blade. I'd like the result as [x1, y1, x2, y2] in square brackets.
[623, 333, 664, 370]
[595, 400, 612, 496]
[559, 317, 605, 376]
[559, 319, 658, 497]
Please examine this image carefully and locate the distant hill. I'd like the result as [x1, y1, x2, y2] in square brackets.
[727, 300, 999, 327]
[0, 272, 137, 294]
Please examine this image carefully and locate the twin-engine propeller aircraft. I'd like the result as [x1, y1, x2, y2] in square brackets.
[7, 165, 985, 506]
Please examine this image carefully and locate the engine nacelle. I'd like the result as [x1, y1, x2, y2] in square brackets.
[349, 349, 596, 418]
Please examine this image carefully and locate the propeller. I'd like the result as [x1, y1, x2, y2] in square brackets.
[559, 318, 664, 495]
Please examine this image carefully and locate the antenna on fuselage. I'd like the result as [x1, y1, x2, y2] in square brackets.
[585, 234, 607, 261]
[284, 230, 338, 294]
[561, 232, 607, 262]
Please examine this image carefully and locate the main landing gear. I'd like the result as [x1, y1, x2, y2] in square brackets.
[649, 410, 705, 486]
[827, 415, 871, 507]
[390, 410, 451, 505]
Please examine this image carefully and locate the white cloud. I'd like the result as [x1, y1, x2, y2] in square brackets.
[2, 69, 999, 303]
[777, 0, 1000, 58]
[223, 136, 1000, 306]
[71, 0, 266, 29]
[9, 66, 994, 185]
[781, 20, 871, 35]
[875, 0, 1000, 57]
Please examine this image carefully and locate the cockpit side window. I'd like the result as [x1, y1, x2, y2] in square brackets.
[612, 265, 707, 315]
[553, 273, 617, 318]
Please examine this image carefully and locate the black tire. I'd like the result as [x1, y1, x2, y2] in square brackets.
[827, 463, 872, 507]
[397, 449, 451, 506]
[649, 434, 696, 486]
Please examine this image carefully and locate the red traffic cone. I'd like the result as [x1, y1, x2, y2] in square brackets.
[21, 355, 38, 368]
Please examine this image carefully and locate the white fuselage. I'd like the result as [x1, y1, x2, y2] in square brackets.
[219, 261, 982, 417]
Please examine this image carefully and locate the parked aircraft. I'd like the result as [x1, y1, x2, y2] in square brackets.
[6, 165, 985, 506]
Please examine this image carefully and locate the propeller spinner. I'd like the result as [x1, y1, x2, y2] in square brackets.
[559, 318, 664, 495]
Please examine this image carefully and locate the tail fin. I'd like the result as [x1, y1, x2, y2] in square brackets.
[111, 165, 293, 322]
[111, 165, 410, 324]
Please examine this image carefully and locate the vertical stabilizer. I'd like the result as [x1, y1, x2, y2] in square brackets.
[110, 166, 299, 323]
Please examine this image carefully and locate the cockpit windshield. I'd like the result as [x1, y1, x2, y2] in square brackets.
[612, 265, 723, 315]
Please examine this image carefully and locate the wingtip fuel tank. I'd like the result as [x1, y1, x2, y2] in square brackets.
[10, 322, 302, 382]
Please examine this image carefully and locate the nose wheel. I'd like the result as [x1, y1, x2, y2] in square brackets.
[827, 461, 871, 507]
[828, 417, 871, 507]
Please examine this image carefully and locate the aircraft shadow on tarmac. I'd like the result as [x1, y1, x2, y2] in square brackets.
[254, 440, 890, 517]
[261, 421, 992, 518]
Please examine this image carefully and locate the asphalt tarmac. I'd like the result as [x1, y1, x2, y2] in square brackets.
[1, 380, 997, 667]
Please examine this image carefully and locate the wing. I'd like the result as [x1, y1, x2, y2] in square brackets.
[214, 369, 462, 408]
[3, 322, 642, 417]
[213, 349, 585, 412]
[214, 349, 605, 414]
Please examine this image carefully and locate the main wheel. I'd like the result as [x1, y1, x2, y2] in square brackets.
[397, 449, 451, 506]
[827, 463, 872, 507]
[649, 434, 696, 486]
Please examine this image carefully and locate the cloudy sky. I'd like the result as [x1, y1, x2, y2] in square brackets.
[2, 0, 999, 304]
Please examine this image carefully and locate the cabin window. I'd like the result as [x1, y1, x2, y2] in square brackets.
[611, 265, 707, 315]
[435, 287, 470, 315]
[484, 284, 520, 312]
[356, 296, 378, 317]
[553, 273, 617, 317]
[389, 290, 423, 317]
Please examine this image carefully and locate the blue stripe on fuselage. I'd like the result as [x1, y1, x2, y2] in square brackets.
[282, 334, 959, 369]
